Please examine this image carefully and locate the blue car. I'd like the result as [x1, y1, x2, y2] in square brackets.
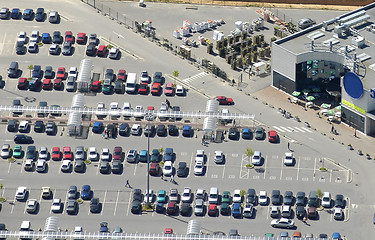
[182, 125, 192, 137]
[242, 128, 251, 139]
[232, 203, 242, 218]
[42, 33, 51, 44]
[32, 65, 42, 79]
[11, 8, 21, 19]
[332, 232, 341, 240]
[139, 150, 149, 163]
[164, 148, 174, 162]
[92, 122, 103, 133]
[81, 185, 91, 200]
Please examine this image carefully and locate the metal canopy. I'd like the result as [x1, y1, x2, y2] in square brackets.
[205, 99, 219, 113]
[203, 117, 216, 132]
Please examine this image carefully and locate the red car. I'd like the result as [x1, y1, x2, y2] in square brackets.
[113, 146, 123, 161]
[54, 79, 63, 90]
[151, 82, 161, 95]
[164, 83, 174, 96]
[56, 67, 66, 79]
[64, 31, 74, 43]
[42, 79, 53, 90]
[117, 69, 126, 81]
[164, 228, 173, 235]
[96, 45, 107, 57]
[90, 80, 101, 91]
[76, 32, 86, 44]
[208, 204, 217, 216]
[149, 162, 160, 176]
[138, 82, 148, 94]
[268, 130, 278, 143]
[51, 147, 61, 161]
[214, 96, 234, 105]
[63, 146, 73, 160]
[17, 78, 28, 90]
[166, 202, 177, 215]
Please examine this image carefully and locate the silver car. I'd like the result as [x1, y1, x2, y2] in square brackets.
[62, 42, 72, 55]
[66, 76, 76, 92]
[38, 147, 48, 160]
[75, 146, 85, 161]
[49, 44, 60, 55]
[194, 199, 204, 216]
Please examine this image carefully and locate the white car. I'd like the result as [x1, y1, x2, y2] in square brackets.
[251, 151, 262, 166]
[49, 44, 60, 55]
[101, 148, 110, 161]
[163, 161, 173, 176]
[233, 189, 242, 203]
[176, 85, 184, 96]
[259, 191, 268, 205]
[131, 124, 141, 135]
[51, 198, 63, 213]
[15, 186, 28, 200]
[28, 42, 37, 53]
[214, 151, 224, 164]
[109, 47, 120, 59]
[30, 30, 39, 42]
[271, 218, 295, 229]
[322, 192, 331, 208]
[68, 67, 78, 78]
[1, 144, 11, 158]
[133, 105, 145, 119]
[61, 160, 72, 172]
[195, 189, 206, 200]
[88, 147, 98, 161]
[281, 205, 292, 218]
[181, 187, 192, 203]
[333, 207, 343, 220]
[36, 159, 46, 172]
[243, 203, 254, 218]
[194, 161, 204, 175]
[140, 71, 149, 83]
[18, 31, 27, 44]
[283, 152, 294, 166]
[122, 102, 131, 117]
[96, 102, 107, 117]
[26, 199, 38, 213]
[195, 150, 204, 162]
[38, 147, 48, 160]
[18, 120, 30, 133]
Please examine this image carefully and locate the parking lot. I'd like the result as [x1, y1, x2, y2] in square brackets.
[0, 0, 362, 238]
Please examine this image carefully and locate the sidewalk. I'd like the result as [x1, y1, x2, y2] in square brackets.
[252, 86, 375, 158]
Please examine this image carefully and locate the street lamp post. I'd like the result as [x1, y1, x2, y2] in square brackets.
[145, 112, 154, 208]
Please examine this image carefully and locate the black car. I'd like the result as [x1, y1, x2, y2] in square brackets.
[153, 72, 163, 84]
[271, 190, 282, 205]
[114, 80, 124, 94]
[296, 205, 306, 219]
[68, 185, 78, 199]
[118, 123, 129, 136]
[13, 99, 22, 115]
[14, 134, 33, 144]
[133, 189, 142, 201]
[74, 160, 85, 173]
[106, 124, 117, 138]
[246, 189, 257, 204]
[90, 198, 101, 213]
[16, 42, 26, 55]
[86, 43, 96, 56]
[334, 194, 345, 208]
[228, 127, 239, 140]
[26, 146, 37, 160]
[52, 31, 63, 44]
[180, 202, 191, 216]
[131, 200, 142, 214]
[46, 121, 56, 135]
[35, 8, 45, 21]
[34, 121, 44, 132]
[296, 192, 306, 206]
[150, 149, 161, 162]
[29, 78, 41, 91]
[105, 69, 115, 82]
[156, 125, 166, 136]
[7, 119, 18, 132]
[177, 162, 188, 177]
[22, 9, 34, 20]
[100, 161, 110, 174]
[38, 101, 48, 117]
[66, 199, 78, 215]
[168, 125, 178, 136]
[44, 66, 54, 79]
[284, 191, 294, 205]
[111, 160, 123, 174]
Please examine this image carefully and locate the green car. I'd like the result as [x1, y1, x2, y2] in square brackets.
[222, 191, 231, 204]
[13, 145, 23, 158]
[157, 190, 167, 203]
[102, 80, 112, 94]
[220, 203, 230, 215]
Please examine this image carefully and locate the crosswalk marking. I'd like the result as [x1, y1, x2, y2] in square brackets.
[273, 126, 313, 133]
[182, 72, 208, 83]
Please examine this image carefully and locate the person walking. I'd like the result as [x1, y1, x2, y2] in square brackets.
[287, 142, 290, 150]
[161, 171, 164, 180]
[354, 129, 357, 137]
[125, 179, 131, 188]
[170, 175, 174, 183]
[331, 125, 334, 133]
[165, 99, 171, 109]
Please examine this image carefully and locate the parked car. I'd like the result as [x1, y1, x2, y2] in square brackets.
[232, 203, 242, 218]
[255, 127, 265, 140]
[81, 185, 91, 200]
[284, 191, 294, 205]
[109, 47, 120, 59]
[296, 192, 306, 206]
[76, 32, 86, 44]
[49, 11, 59, 23]
[97, 45, 107, 57]
[271, 190, 282, 205]
[271, 218, 295, 229]
[177, 162, 188, 177]
[268, 130, 278, 143]
[284, 152, 294, 166]
[259, 191, 268, 205]
[35, 8, 45, 21]
[26, 199, 38, 213]
[251, 151, 262, 165]
[243, 203, 254, 218]
[62, 42, 73, 55]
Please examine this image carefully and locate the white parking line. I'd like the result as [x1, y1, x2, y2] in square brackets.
[0, 33, 7, 55]
[7, 161, 12, 174]
[280, 157, 284, 180]
[313, 157, 317, 181]
[296, 157, 301, 180]
[188, 152, 194, 178]
[126, 190, 132, 216]
[96, 161, 100, 175]
[205, 153, 210, 177]
[11, 189, 17, 214]
[113, 191, 120, 216]
[221, 155, 226, 178]
[101, 190, 107, 215]
[263, 155, 268, 179]
[133, 161, 137, 176]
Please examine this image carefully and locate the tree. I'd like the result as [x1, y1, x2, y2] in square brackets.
[245, 148, 253, 157]
[172, 70, 179, 77]
[316, 189, 323, 198]
[27, 65, 33, 77]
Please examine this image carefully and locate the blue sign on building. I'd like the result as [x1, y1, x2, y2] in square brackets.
[343, 72, 363, 99]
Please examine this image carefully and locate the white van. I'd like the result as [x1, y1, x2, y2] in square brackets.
[208, 187, 218, 204]
[125, 73, 137, 93]
[20, 221, 31, 231]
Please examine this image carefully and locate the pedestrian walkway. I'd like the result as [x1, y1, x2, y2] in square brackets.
[253, 86, 375, 158]
[182, 72, 208, 83]
[273, 126, 313, 133]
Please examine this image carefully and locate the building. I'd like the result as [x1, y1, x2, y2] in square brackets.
[271, 2, 375, 135]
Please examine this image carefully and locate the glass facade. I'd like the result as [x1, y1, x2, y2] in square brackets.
[272, 71, 295, 94]
[341, 106, 365, 132]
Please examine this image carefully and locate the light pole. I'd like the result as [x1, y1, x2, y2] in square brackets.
[145, 112, 154, 208]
